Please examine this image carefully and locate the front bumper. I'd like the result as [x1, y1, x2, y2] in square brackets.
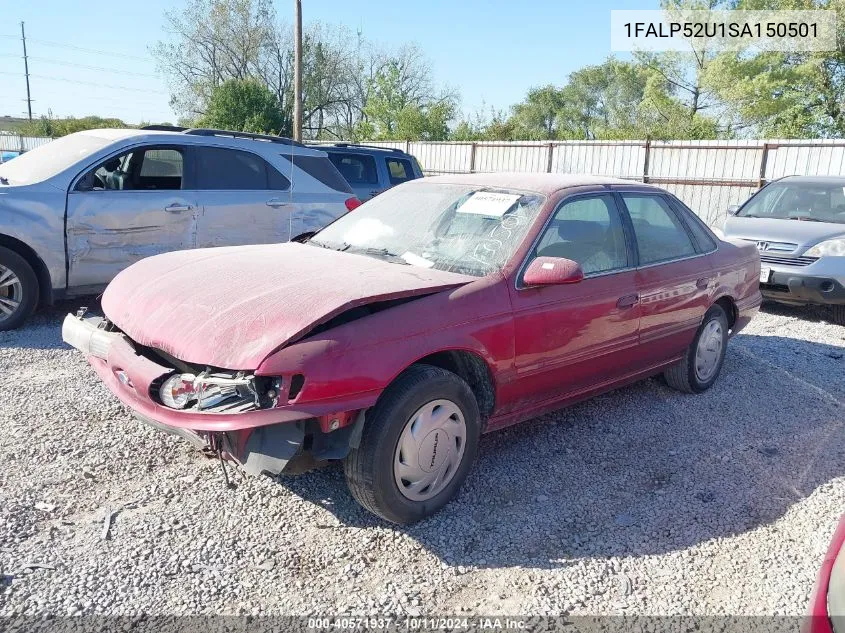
[62, 313, 374, 475]
[760, 258, 845, 306]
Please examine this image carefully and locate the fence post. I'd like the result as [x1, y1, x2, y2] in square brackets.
[405, 140, 411, 154]
[758, 142, 771, 186]
[18, 134, 25, 154]
[469, 142, 477, 173]
[642, 138, 651, 183]
[546, 143, 554, 173]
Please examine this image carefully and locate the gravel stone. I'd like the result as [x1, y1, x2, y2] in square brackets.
[0, 300, 842, 616]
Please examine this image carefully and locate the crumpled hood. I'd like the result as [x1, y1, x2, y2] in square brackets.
[102, 243, 475, 369]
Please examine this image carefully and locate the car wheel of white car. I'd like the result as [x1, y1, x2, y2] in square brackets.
[832, 305, 845, 326]
[664, 304, 729, 394]
[343, 364, 481, 524]
[0, 246, 38, 332]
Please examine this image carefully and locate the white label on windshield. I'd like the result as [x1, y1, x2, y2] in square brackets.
[401, 251, 435, 268]
[456, 192, 521, 217]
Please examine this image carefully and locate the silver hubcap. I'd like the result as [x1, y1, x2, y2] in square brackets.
[393, 399, 467, 502]
[695, 319, 724, 382]
[0, 264, 22, 321]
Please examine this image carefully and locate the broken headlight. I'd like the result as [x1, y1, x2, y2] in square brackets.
[156, 371, 282, 412]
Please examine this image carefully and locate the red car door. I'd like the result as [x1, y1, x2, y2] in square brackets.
[618, 192, 714, 364]
[507, 193, 642, 413]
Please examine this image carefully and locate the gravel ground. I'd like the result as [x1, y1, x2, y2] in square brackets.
[0, 301, 843, 617]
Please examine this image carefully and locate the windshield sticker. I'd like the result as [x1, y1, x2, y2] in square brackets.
[456, 192, 522, 217]
[401, 251, 435, 268]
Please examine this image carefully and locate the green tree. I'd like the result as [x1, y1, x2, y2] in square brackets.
[362, 60, 457, 140]
[19, 114, 129, 138]
[708, 0, 845, 137]
[509, 86, 568, 140]
[196, 78, 286, 134]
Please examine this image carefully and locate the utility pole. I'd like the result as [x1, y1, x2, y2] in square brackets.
[293, 0, 302, 141]
[20, 22, 32, 120]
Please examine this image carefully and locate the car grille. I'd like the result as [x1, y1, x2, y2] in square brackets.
[759, 254, 819, 267]
[741, 238, 799, 253]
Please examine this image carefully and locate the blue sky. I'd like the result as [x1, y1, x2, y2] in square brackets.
[0, 0, 656, 124]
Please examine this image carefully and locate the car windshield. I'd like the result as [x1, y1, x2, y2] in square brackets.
[0, 132, 116, 185]
[738, 181, 845, 224]
[310, 181, 545, 277]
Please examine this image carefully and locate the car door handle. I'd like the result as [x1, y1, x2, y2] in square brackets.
[266, 198, 290, 208]
[696, 277, 711, 290]
[164, 204, 192, 213]
[616, 294, 639, 309]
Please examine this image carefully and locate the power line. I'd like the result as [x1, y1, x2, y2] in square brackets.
[0, 33, 152, 61]
[0, 54, 160, 78]
[0, 71, 167, 95]
[28, 56, 160, 78]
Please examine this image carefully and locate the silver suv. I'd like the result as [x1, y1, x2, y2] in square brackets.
[0, 127, 361, 330]
[723, 175, 845, 324]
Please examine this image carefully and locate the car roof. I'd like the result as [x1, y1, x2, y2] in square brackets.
[309, 143, 409, 155]
[75, 128, 324, 157]
[778, 175, 845, 184]
[423, 172, 653, 195]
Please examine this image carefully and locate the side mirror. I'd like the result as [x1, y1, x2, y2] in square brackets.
[523, 257, 584, 287]
[727, 204, 741, 216]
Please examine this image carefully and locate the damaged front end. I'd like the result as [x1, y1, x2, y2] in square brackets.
[62, 310, 368, 482]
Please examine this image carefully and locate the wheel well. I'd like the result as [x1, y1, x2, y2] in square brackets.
[414, 350, 496, 419]
[0, 234, 53, 308]
[715, 296, 737, 330]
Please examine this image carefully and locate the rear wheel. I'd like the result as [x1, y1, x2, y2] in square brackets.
[343, 364, 481, 524]
[831, 305, 845, 326]
[0, 246, 38, 332]
[664, 304, 728, 394]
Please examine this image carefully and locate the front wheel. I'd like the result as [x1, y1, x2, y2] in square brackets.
[0, 246, 39, 332]
[343, 364, 481, 524]
[664, 304, 729, 394]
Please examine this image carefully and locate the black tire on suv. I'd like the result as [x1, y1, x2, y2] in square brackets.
[0, 246, 39, 332]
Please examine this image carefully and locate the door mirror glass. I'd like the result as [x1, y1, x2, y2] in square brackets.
[727, 204, 741, 215]
[523, 257, 584, 286]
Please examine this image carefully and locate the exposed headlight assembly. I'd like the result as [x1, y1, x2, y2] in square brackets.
[805, 238, 845, 257]
[157, 371, 282, 412]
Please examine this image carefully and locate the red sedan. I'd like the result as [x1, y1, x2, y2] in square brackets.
[63, 173, 761, 523]
[807, 515, 845, 633]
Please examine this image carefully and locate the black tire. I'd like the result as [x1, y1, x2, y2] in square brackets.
[831, 305, 845, 326]
[343, 364, 481, 524]
[0, 246, 39, 332]
[664, 304, 729, 394]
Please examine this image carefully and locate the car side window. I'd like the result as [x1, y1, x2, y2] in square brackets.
[386, 157, 414, 186]
[672, 199, 717, 252]
[328, 153, 378, 185]
[622, 194, 697, 264]
[532, 194, 628, 276]
[79, 146, 184, 191]
[194, 147, 289, 191]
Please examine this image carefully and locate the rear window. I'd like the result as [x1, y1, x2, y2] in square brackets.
[671, 198, 718, 251]
[195, 147, 290, 190]
[286, 155, 352, 193]
[386, 157, 415, 186]
[327, 152, 378, 185]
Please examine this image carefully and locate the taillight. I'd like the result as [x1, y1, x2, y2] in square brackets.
[345, 197, 362, 211]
